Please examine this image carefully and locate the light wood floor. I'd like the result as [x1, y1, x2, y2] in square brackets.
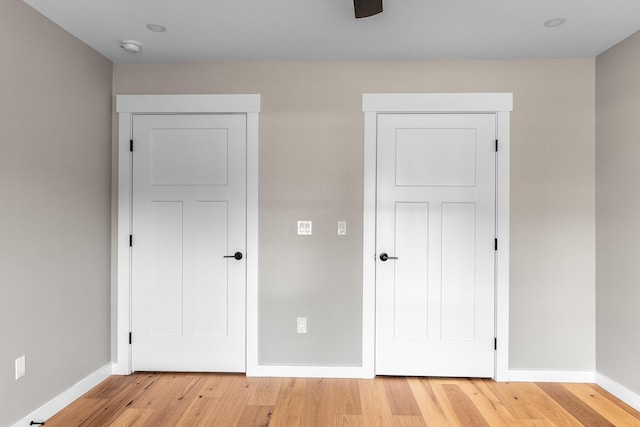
[44, 373, 640, 426]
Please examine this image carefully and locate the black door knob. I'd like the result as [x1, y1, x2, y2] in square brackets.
[224, 252, 243, 260]
[379, 252, 398, 261]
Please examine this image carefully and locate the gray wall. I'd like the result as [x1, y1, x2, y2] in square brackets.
[8, 0, 640, 420]
[0, 1, 113, 425]
[113, 59, 596, 369]
[595, 30, 640, 394]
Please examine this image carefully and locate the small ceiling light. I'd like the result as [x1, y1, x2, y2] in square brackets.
[120, 40, 142, 53]
[544, 18, 567, 28]
[146, 23, 167, 33]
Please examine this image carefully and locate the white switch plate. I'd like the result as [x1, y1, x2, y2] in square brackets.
[338, 221, 347, 236]
[297, 221, 312, 235]
[15, 355, 25, 380]
[297, 317, 307, 333]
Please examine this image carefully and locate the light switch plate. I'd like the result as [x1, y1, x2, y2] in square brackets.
[338, 221, 347, 236]
[297, 221, 312, 235]
[15, 355, 25, 380]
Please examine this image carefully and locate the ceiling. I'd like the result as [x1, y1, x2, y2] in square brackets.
[21, 0, 640, 63]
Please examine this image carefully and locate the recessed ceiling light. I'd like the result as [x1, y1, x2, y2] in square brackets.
[120, 40, 142, 53]
[146, 23, 167, 33]
[544, 18, 567, 28]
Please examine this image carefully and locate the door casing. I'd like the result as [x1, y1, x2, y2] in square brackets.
[362, 93, 513, 380]
[114, 94, 260, 375]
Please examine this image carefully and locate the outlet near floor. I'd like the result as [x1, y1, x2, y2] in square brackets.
[15, 355, 25, 380]
[297, 317, 307, 334]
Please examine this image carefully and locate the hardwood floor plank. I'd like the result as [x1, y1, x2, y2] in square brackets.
[83, 374, 137, 399]
[357, 378, 396, 426]
[46, 374, 158, 427]
[274, 377, 364, 424]
[194, 373, 236, 399]
[174, 396, 222, 426]
[469, 378, 520, 424]
[454, 378, 512, 426]
[136, 374, 202, 426]
[108, 408, 153, 427]
[383, 377, 422, 416]
[537, 382, 615, 427]
[588, 383, 640, 420]
[487, 381, 583, 426]
[392, 415, 428, 426]
[45, 398, 107, 426]
[175, 374, 248, 426]
[331, 379, 363, 416]
[443, 383, 491, 426]
[81, 374, 159, 426]
[268, 378, 306, 426]
[171, 374, 233, 425]
[336, 414, 365, 426]
[126, 373, 188, 409]
[408, 377, 461, 426]
[501, 421, 553, 427]
[202, 374, 255, 426]
[563, 383, 640, 426]
[246, 377, 283, 406]
[234, 404, 274, 427]
[480, 381, 539, 421]
[299, 378, 338, 426]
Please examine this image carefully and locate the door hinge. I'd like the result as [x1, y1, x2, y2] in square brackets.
[494, 238, 498, 251]
[130, 139, 133, 152]
[129, 235, 133, 247]
[129, 332, 132, 345]
[495, 139, 498, 152]
[494, 337, 497, 350]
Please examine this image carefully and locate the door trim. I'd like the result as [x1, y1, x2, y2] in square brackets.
[362, 93, 513, 380]
[114, 94, 260, 374]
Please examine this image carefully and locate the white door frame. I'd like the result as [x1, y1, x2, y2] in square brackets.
[114, 94, 260, 374]
[362, 93, 513, 380]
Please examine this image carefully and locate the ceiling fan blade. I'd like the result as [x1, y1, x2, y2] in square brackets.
[354, 0, 383, 18]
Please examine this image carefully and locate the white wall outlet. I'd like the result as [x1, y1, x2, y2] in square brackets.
[15, 355, 25, 380]
[297, 221, 312, 235]
[297, 317, 307, 334]
[338, 220, 347, 236]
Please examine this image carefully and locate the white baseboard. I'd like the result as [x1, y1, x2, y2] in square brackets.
[507, 369, 595, 383]
[111, 361, 130, 375]
[248, 366, 595, 382]
[596, 372, 640, 412]
[247, 364, 374, 379]
[12, 363, 113, 427]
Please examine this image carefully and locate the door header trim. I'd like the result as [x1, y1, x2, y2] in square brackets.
[117, 94, 261, 113]
[362, 93, 513, 113]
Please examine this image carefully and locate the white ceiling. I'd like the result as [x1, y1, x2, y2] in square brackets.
[21, 0, 640, 63]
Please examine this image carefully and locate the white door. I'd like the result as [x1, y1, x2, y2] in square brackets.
[131, 114, 246, 372]
[375, 113, 496, 377]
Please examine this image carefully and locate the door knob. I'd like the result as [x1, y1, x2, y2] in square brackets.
[224, 252, 243, 260]
[379, 253, 398, 261]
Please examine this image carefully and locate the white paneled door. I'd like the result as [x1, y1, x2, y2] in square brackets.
[375, 114, 496, 377]
[131, 114, 246, 372]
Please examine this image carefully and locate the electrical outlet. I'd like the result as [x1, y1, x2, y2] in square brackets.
[15, 355, 25, 380]
[297, 317, 307, 334]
